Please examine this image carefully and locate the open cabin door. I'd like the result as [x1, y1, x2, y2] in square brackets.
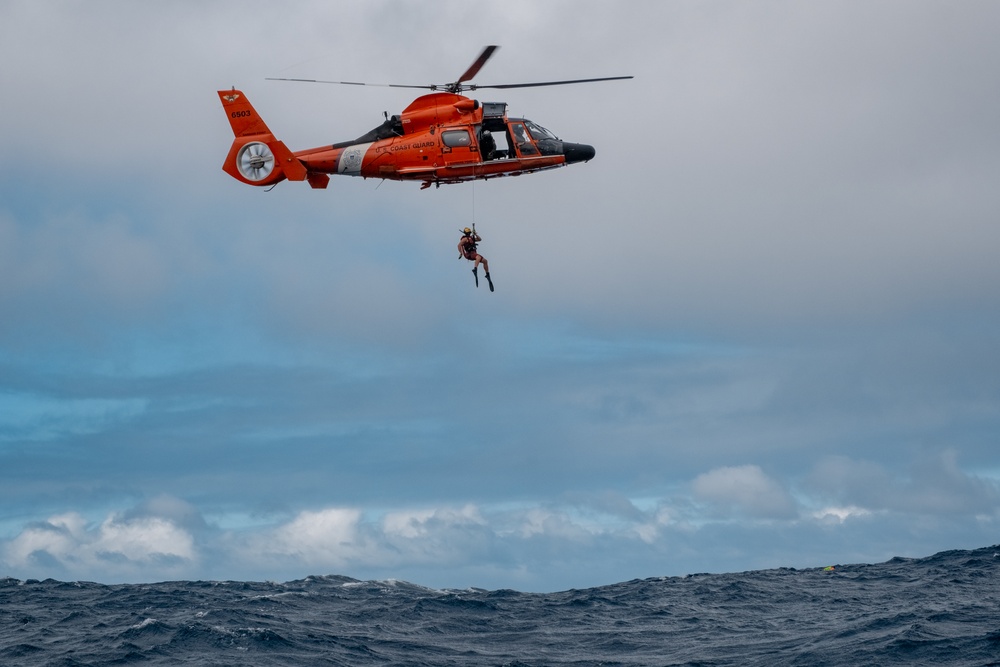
[507, 121, 539, 158]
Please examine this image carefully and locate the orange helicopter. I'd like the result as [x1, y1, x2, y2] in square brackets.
[218, 46, 631, 190]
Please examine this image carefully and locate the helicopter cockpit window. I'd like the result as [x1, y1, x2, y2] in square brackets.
[442, 129, 473, 148]
[524, 121, 557, 141]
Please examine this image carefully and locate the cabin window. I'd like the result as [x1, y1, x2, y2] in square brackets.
[442, 129, 473, 148]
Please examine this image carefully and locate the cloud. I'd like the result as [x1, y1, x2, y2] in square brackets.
[512, 508, 594, 542]
[383, 505, 485, 541]
[692, 465, 798, 519]
[811, 506, 872, 525]
[4, 510, 197, 581]
[264, 508, 365, 566]
[805, 450, 1000, 517]
[3, 465, 1000, 590]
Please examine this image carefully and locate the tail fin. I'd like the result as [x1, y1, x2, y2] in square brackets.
[219, 89, 273, 137]
[218, 89, 307, 185]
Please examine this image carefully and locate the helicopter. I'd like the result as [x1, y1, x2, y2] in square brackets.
[218, 45, 632, 190]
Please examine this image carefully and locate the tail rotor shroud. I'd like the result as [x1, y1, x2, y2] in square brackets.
[237, 141, 276, 181]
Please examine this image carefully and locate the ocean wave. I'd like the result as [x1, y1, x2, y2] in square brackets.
[2, 544, 998, 666]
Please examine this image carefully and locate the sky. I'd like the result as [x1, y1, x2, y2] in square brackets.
[1, 0, 999, 592]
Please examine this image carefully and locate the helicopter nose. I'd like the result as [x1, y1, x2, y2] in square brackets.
[563, 142, 596, 164]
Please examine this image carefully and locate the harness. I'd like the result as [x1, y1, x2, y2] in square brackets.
[462, 234, 478, 257]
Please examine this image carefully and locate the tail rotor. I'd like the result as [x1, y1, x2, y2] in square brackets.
[236, 141, 276, 181]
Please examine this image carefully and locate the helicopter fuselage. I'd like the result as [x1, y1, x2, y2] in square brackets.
[220, 90, 595, 190]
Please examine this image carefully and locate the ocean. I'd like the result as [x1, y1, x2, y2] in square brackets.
[2, 545, 998, 666]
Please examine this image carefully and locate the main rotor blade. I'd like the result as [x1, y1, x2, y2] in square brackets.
[265, 71, 634, 94]
[456, 45, 499, 84]
[469, 75, 634, 90]
[265, 77, 432, 90]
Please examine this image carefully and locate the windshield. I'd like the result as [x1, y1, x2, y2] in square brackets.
[524, 121, 558, 141]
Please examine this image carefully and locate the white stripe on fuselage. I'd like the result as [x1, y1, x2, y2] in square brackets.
[338, 142, 373, 175]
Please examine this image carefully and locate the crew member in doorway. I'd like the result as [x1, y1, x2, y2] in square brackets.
[458, 227, 494, 292]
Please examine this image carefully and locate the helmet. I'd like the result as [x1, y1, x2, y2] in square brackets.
[463, 227, 472, 234]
